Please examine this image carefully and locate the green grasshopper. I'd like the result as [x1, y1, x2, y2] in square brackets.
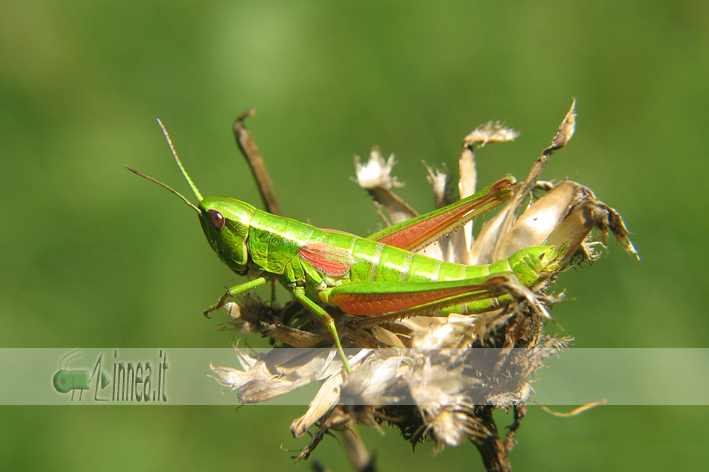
[127, 120, 567, 372]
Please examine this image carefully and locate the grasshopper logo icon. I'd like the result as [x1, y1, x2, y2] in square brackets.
[52, 350, 111, 401]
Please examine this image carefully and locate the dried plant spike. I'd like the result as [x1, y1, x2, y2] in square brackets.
[547, 97, 577, 153]
[489, 99, 579, 261]
[424, 163, 452, 209]
[353, 150, 418, 224]
[535, 399, 608, 417]
[233, 108, 282, 216]
[354, 150, 403, 191]
[605, 206, 640, 259]
[463, 121, 520, 148]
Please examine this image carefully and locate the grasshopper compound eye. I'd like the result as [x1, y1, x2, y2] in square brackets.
[208, 209, 225, 231]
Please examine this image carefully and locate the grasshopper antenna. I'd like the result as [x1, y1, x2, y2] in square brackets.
[125, 165, 200, 213]
[156, 118, 203, 202]
[125, 118, 203, 213]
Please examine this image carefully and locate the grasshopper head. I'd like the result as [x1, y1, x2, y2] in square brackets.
[126, 119, 256, 275]
[198, 197, 256, 275]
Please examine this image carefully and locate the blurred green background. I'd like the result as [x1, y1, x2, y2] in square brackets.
[1, 1, 707, 470]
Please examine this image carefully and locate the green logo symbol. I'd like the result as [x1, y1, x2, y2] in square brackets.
[53, 350, 111, 401]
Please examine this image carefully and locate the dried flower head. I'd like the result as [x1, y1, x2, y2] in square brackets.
[211, 100, 637, 470]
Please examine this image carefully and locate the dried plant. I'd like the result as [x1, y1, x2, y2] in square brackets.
[211, 100, 638, 471]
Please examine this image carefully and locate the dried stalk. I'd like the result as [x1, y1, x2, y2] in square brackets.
[233, 108, 282, 215]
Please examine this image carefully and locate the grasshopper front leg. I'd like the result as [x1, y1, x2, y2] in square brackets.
[210, 277, 354, 372]
[203, 276, 269, 318]
[291, 286, 353, 373]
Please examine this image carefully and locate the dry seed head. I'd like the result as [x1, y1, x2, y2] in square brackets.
[211, 103, 636, 464]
